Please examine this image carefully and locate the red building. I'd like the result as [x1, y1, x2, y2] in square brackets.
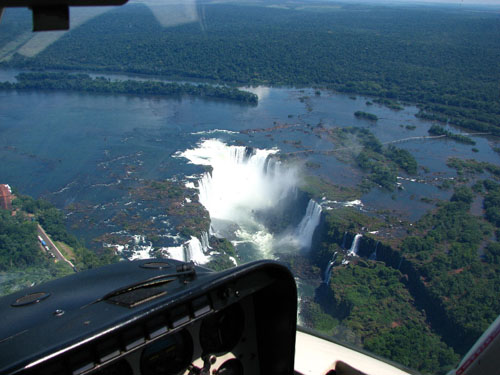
[0, 184, 13, 211]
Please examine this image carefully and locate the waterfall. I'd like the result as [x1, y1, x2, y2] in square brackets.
[200, 231, 211, 251]
[184, 236, 210, 265]
[347, 234, 362, 257]
[341, 231, 347, 249]
[164, 234, 210, 265]
[295, 199, 322, 250]
[165, 245, 184, 262]
[369, 241, 379, 260]
[323, 251, 338, 284]
[179, 140, 323, 261]
[180, 139, 297, 223]
[179, 139, 300, 257]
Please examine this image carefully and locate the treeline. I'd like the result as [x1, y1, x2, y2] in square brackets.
[0, 72, 258, 104]
[2, 4, 499, 133]
[416, 104, 500, 137]
[428, 124, 475, 145]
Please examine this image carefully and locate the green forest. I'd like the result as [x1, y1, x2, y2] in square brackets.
[323, 127, 418, 191]
[2, 3, 499, 135]
[0, 192, 117, 295]
[428, 124, 476, 145]
[299, 119, 499, 373]
[303, 176, 500, 374]
[0, 72, 258, 103]
[0, 3, 499, 374]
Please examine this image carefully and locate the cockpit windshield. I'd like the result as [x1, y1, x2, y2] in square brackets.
[0, 1, 499, 374]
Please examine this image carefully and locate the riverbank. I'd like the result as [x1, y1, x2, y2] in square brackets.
[0, 72, 258, 104]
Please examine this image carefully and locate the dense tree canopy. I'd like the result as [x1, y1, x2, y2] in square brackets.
[0, 72, 258, 103]
[2, 3, 499, 133]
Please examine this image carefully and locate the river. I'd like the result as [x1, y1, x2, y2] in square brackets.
[0, 69, 498, 243]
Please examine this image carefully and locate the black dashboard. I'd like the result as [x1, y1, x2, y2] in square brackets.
[0, 259, 297, 375]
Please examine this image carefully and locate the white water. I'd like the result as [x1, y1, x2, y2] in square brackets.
[180, 139, 296, 223]
[295, 199, 322, 250]
[369, 241, 379, 260]
[105, 234, 154, 261]
[191, 129, 239, 135]
[179, 139, 321, 258]
[323, 251, 338, 284]
[229, 256, 238, 266]
[164, 234, 210, 265]
[348, 234, 362, 257]
[320, 198, 364, 211]
[200, 231, 211, 251]
[185, 236, 211, 264]
[165, 245, 185, 262]
[341, 232, 348, 249]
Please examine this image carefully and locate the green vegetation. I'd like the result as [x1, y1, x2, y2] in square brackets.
[447, 158, 500, 180]
[355, 138, 417, 190]
[373, 98, 403, 110]
[416, 105, 499, 136]
[0, 264, 73, 296]
[354, 111, 378, 121]
[204, 256, 235, 272]
[131, 180, 211, 239]
[405, 125, 416, 130]
[301, 175, 360, 202]
[195, 238, 237, 272]
[428, 125, 476, 145]
[326, 263, 423, 340]
[313, 261, 459, 374]
[307, 178, 500, 372]
[300, 300, 339, 336]
[483, 180, 500, 227]
[384, 145, 418, 175]
[400, 183, 500, 344]
[1, 4, 499, 373]
[323, 127, 418, 191]
[365, 322, 458, 374]
[0, 192, 118, 295]
[13, 194, 118, 271]
[3, 4, 499, 134]
[0, 72, 258, 104]
[399, 191, 499, 353]
[0, 209, 42, 271]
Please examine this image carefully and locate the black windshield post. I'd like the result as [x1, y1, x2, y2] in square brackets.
[32, 5, 69, 31]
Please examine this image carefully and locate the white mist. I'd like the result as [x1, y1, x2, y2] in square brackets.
[179, 139, 321, 258]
